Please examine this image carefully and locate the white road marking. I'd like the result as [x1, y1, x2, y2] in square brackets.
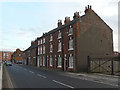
[37, 74, 47, 78]
[52, 80, 74, 88]
[29, 71, 34, 74]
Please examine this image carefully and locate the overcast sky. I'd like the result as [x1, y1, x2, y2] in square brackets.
[0, 0, 119, 52]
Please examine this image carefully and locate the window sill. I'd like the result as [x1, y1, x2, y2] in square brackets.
[68, 67, 73, 69]
[57, 37, 61, 39]
[68, 48, 74, 51]
[50, 65, 53, 67]
[58, 50, 62, 52]
[49, 40, 53, 42]
[57, 66, 62, 68]
[68, 34, 73, 36]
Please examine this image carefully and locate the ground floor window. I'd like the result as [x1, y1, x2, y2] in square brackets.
[58, 55, 62, 67]
[69, 54, 73, 68]
[49, 55, 52, 67]
[43, 56, 45, 66]
[37, 56, 39, 67]
[40, 56, 42, 66]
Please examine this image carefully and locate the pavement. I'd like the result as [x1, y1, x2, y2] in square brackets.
[37, 66, 119, 87]
[3, 64, 118, 88]
[60, 72, 119, 87]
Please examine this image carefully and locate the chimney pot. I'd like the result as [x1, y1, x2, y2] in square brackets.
[88, 5, 89, 9]
[58, 19, 62, 27]
[90, 5, 92, 9]
[84, 5, 92, 14]
[64, 16, 70, 24]
[73, 11, 80, 20]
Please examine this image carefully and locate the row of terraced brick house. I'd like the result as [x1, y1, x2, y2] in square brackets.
[23, 5, 114, 72]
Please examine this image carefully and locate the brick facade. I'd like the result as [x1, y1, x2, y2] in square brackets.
[11, 49, 23, 63]
[0, 51, 13, 62]
[23, 5, 113, 72]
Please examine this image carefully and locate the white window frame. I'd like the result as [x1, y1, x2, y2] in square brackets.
[50, 34, 53, 41]
[6, 53, 8, 58]
[40, 56, 42, 66]
[68, 37, 73, 50]
[43, 56, 45, 66]
[38, 40, 40, 45]
[68, 25, 73, 36]
[58, 40, 62, 52]
[50, 43, 53, 53]
[43, 45, 45, 54]
[3, 53, 5, 58]
[69, 54, 73, 68]
[37, 56, 40, 67]
[58, 30, 61, 39]
[40, 39, 42, 44]
[57, 55, 62, 67]
[49, 55, 52, 67]
[38, 46, 40, 55]
[43, 37, 45, 43]
[40, 46, 42, 54]
[19, 54, 21, 57]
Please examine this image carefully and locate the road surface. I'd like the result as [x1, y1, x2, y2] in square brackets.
[5, 64, 118, 88]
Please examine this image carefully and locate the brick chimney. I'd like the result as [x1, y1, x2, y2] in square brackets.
[84, 5, 92, 14]
[73, 12, 80, 20]
[58, 20, 62, 27]
[64, 16, 70, 24]
[31, 41, 35, 46]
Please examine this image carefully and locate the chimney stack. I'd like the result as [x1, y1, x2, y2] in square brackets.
[73, 11, 80, 20]
[31, 41, 35, 46]
[58, 20, 62, 27]
[64, 16, 70, 24]
[84, 5, 92, 14]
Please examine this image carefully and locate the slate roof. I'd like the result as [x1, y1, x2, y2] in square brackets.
[23, 15, 85, 52]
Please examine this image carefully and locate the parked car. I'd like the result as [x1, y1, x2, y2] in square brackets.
[6, 61, 12, 66]
[16, 61, 23, 64]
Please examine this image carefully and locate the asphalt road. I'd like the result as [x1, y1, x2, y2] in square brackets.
[5, 64, 118, 88]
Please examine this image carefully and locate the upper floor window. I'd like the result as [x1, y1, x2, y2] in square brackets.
[3, 53, 5, 57]
[43, 37, 45, 43]
[69, 54, 73, 68]
[38, 40, 40, 45]
[69, 37, 73, 50]
[49, 55, 52, 67]
[6, 53, 8, 58]
[58, 55, 62, 67]
[58, 40, 61, 52]
[40, 46, 42, 54]
[50, 43, 53, 53]
[18, 54, 21, 57]
[68, 25, 73, 35]
[50, 34, 53, 41]
[40, 39, 42, 44]
[43, 45, 45, 54]
[38, 46, 40, 55]
[58, 30, 61, 39]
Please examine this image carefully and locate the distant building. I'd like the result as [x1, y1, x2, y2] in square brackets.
[11, 49, 23, 64]
[0, 51, 13, 62]
[23, 5, 113, 72]
[114, 51, 120, 57]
